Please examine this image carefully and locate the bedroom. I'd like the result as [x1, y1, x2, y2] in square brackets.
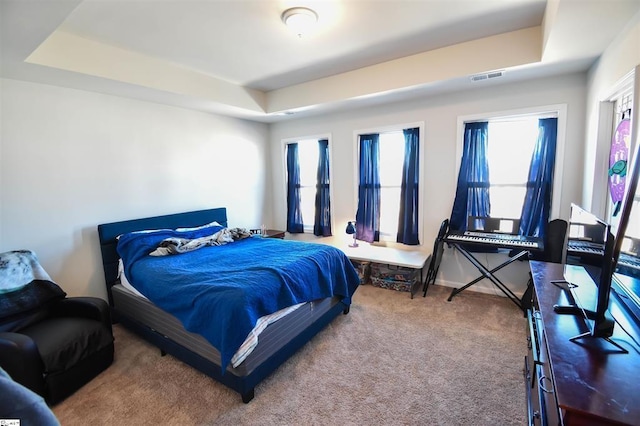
[1, 0, 640, 424]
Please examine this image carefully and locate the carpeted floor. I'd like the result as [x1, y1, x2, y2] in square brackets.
[52, 284, 527, 425]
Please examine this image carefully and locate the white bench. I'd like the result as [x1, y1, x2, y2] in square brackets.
[287, 234, 432, 298]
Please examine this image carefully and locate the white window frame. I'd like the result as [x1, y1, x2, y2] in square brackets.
[455, 105, 567, 221]
[281, 134, 334, 234]
[352, 121, 425, 247]
[599, 69, 636, 224]
[598, 66, 640, 243]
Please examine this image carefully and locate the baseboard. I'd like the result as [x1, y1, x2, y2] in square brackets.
[433, 278, 525, 298]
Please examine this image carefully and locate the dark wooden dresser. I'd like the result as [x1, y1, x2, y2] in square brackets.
[526, 261, 640, 425]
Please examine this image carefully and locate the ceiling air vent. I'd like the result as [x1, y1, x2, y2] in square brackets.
[470, 70, 504, 82]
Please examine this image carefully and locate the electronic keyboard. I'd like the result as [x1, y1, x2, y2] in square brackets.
[618, 253, 640, 271]
[445, 231, 541, 250]
[567, 240, 603, 255]
[567, 242, 640, 272]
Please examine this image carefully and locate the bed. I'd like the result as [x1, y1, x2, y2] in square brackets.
[97, 207, 359, 403]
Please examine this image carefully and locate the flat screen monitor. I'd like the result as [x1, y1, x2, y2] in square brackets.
[557, 204, 619, 346]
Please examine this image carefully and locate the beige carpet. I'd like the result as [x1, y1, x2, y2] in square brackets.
[52, 284, 527, 425]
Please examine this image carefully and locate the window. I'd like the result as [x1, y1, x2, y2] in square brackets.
[487, 118, 539, 218]
[625, 186, 640, 241]
[451, 110, 560, 237]
[378, 131, 405, 239]
[296, 140, 319, 231]
[609, 89, 639, 244]
[354, 124, 423, 245]
[285, 137, 332, 235]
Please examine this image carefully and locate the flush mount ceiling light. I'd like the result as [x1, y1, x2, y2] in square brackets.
[281, 7, 318, 37]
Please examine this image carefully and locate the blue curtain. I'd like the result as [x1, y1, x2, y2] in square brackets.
[286, 143, 304, 233]
[356, 134, 381, 243]
[397, 127, 420, 245]
[314, 139, 332, 236]
[519, 118, 558, 237]
[449, 122, 490, 231]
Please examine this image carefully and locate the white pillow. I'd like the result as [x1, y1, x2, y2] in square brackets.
[175, 221, 222, 232]
[116, 228, 170, 240]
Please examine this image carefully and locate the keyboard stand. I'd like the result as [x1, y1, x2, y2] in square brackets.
[447, 242, 528, 310]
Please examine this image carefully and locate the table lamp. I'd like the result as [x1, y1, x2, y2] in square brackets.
[345, 221, 358, 247]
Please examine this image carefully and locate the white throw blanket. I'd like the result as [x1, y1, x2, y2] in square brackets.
[0, 250, 53, 293]
[149, 227, 251, 256]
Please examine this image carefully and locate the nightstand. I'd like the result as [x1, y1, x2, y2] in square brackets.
[264, 229, 286, 239]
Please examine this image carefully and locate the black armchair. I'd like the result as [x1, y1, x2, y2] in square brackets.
[0, 263, 114, 405]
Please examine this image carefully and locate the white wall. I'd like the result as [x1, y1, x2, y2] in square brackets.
[2, 8, 635, 304]
[0, 78, 270, 299]
[584, 10, 640, 215]
[270, 73, 587, 296]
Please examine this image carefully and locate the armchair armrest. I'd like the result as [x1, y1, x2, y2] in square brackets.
[51, 297, 112, 333]
[0, 332, 46, 396]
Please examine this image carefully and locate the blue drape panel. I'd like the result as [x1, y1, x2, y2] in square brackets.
[356, 134, 381, 242]
[286, 143, 304, 233]
[449, 122, 490, 231]
[314, 139, 332, 236]
[397, 127, 420, 245]
[519, 118, 558, 237]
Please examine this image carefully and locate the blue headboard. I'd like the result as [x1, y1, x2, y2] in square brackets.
[97, 207, 228, 305]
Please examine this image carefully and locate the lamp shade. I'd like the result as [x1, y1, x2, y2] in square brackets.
[346, 221, 358, 247]
[345, 221, 356, 235]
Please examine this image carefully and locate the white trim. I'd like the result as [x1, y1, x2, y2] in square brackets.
[597, 101, 616, 219]
[598, 66, 636, 220]
[604, 67, 636, 103]
[610, 65, 640, 259]
[281, 132, 332, 145]
[554, 106, 568, 220]
[463, 111, 559, 124]
[352, 121, 426, 247]
[455, 104, 567, 220]
[354, 121, 424, 137]
[280, 133, 334, 234]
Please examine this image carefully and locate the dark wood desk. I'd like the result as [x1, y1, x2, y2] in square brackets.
[527, 261, 640, 425]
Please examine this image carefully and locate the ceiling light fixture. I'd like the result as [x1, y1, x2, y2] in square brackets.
[281, 7, 318, 38]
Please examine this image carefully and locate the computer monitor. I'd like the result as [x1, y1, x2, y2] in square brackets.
[555, 204, 624, 351]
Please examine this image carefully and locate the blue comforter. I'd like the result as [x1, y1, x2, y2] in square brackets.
[117, 230, 359, 371]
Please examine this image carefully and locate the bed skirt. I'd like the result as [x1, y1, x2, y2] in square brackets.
[112, 284, 342, 377]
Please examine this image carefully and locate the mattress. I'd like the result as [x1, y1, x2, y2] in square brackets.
[111, 284, 341, 377]
[118, 259, 304, 366]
